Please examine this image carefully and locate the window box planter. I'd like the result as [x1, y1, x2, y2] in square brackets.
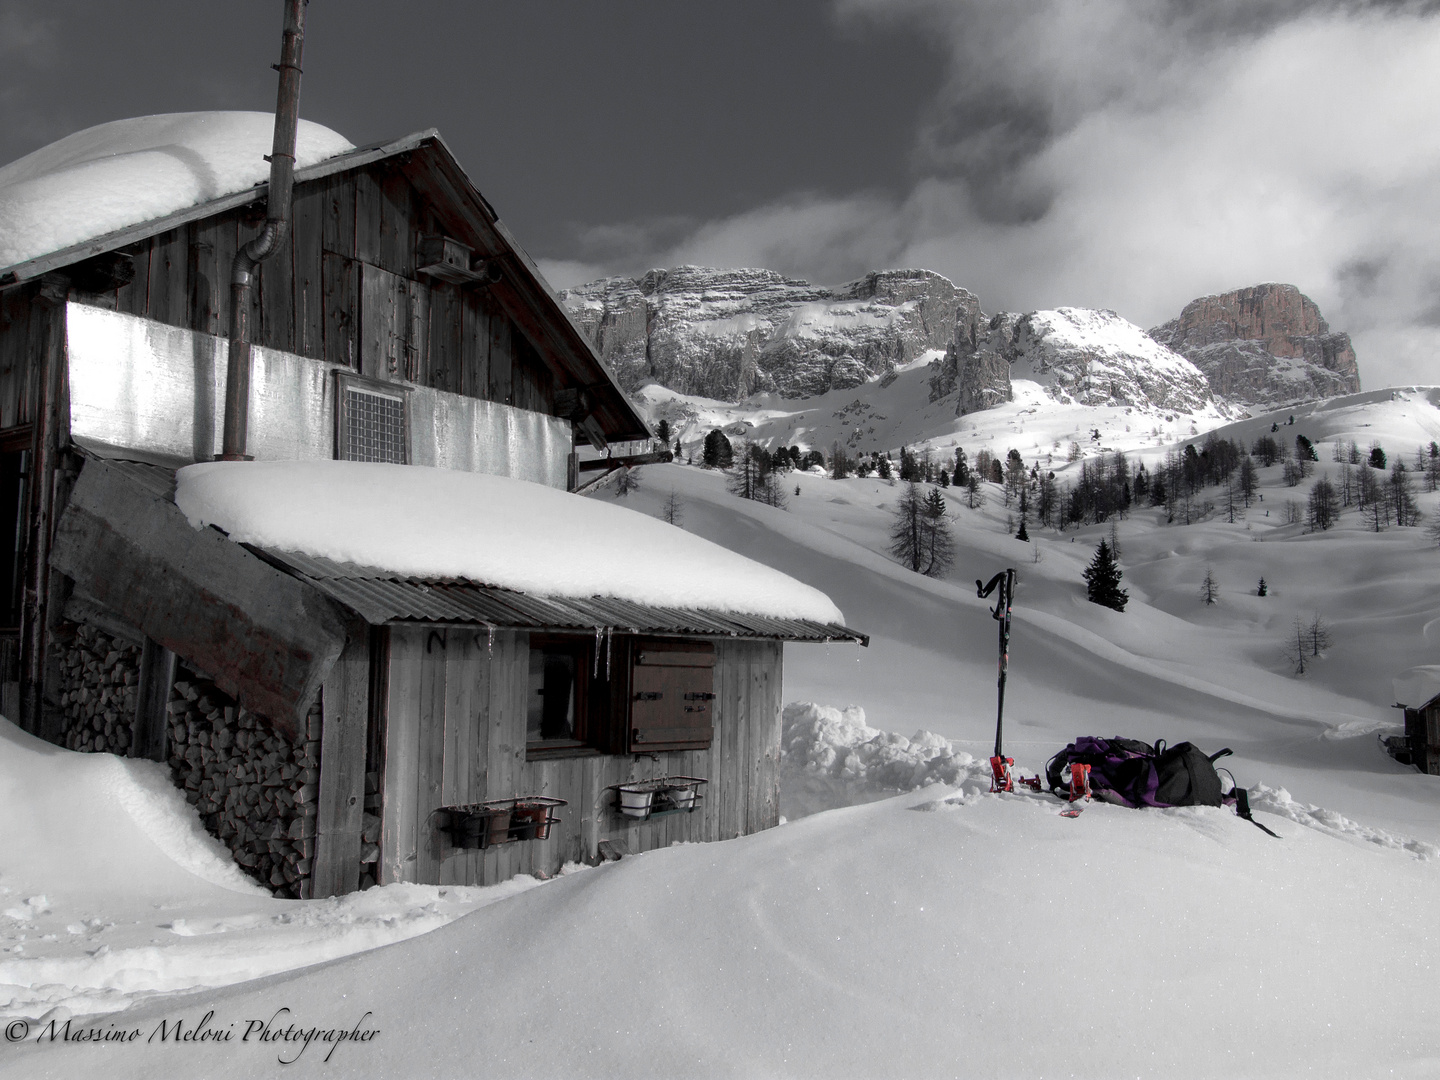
[616, 781, 664, 819]
[655, 777, 703, 812]
[510, 797, 566, 841]
[436, 797, 567, 848]
[610, 776, 707, 821]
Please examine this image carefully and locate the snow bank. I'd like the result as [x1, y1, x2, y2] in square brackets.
[780, 702, 988, 817]
[0, 716, 553, 1020]
[174, 460, 846, 623]
[87, 754, 264, 895]
[0, 112, 355, 270]
[1249, 784, 1440, 859]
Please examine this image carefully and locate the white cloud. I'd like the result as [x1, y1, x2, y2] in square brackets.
[536, 258, 614, 293]
[574, 6, 1440, 389]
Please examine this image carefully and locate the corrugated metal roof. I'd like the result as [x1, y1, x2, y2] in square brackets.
[70, 456, 867, 645]
[256, 547, 868, 645]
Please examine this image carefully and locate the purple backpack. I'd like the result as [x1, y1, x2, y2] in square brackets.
[1046, 736, 1278, 834]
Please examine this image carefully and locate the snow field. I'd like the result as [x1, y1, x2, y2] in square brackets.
[7, 786, 1437, 1079]
[3, 385, 1440, 1076]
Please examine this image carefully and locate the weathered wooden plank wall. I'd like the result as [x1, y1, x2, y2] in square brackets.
[0, 282, 42, 429]
[51, 161, 556, 418]
[377, 629, 783, 887]
[313, 632, 371, 898]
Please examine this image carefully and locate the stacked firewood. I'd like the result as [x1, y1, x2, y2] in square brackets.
[53, 621, 379, 899]
[165, 668, 321, 899]
[55, 624, 141, 754]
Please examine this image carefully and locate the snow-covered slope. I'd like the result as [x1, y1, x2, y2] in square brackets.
[1004, 307, 1216, 411]
[644, 336, 1228, 466]
[0, 112, 355, 272]
[6, 390, 1440, 1077]
[0, 720, 538, 1022]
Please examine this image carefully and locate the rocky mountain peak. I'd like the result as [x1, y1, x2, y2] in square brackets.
[930, 307, 1215, 417]
[561, 266, 980, 401]
[1148, 283, 1359, 409]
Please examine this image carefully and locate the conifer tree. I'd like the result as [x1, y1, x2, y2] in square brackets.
[703, 428, 733, 469]
[964, 473, 984, 509]
[1083, 539, 1127, 611]
[1199, 567, 1219, 605]
[953, 447, 970, 487]
[888, 482, 926, 573]
[920, 488, 955, 577]
[615, 466, 641, 497]
[661, 489, 683, 526]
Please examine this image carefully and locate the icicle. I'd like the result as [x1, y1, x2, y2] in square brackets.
[486, 622, 494, 659]
[593, 625, 603, 678]
[605, 626, 613, 681]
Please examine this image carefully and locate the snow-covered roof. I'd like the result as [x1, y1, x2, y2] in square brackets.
[175, 460, 847, 625]
[0, 112, 354, 272]
[1393, 666, 1440, 708]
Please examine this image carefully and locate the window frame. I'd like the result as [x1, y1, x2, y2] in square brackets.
[524, 633, 607, 761]
[333, 370, 413, 464]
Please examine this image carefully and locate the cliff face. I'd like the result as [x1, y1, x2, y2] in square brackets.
[1149, 284, 1360, 409]
[565, 270, 1353, 418]
[561, 266, 980, 400]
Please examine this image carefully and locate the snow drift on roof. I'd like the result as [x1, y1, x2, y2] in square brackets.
[0, 112, 355, 271]
[174, 460, 846, 625]
[1393, 666, 1440, 708]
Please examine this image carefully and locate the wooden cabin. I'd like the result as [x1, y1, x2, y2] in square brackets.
[0, 116, 865, 898]
[1390, 689, 1440, 774]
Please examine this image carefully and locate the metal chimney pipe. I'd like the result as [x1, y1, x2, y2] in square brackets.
[219, 0, 307, 461]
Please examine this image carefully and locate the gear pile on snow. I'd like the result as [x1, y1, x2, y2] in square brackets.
[1046, 736, 1279, 835]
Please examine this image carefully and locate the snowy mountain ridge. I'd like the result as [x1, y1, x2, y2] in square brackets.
[563, 267, 1362, 429]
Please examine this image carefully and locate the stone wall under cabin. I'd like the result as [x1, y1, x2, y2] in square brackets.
[49, 619, 378, 898]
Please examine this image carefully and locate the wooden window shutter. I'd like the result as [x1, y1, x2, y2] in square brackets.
[627, 640, 715, 753]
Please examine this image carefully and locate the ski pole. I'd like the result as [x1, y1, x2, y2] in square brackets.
[977, 568, 1017, 791]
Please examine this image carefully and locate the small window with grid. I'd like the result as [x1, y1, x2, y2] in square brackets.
[334, 372, 411, 464]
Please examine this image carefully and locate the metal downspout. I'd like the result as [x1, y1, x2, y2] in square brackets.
[219, 0, 307, 461]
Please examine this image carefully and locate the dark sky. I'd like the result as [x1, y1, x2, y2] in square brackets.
[0, 1, 942, 266]
[3, 1, 1438, 387]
